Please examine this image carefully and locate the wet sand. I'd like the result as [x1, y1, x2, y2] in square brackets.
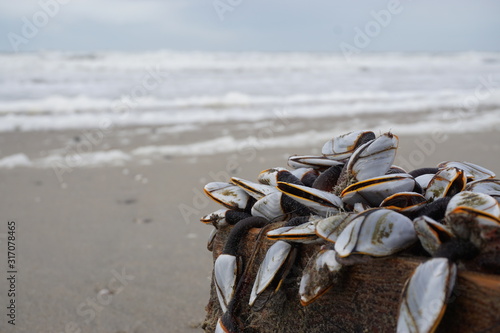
[0, 127, 499, 332]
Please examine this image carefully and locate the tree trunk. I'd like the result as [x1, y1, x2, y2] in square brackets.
[203, 227, 500, 333]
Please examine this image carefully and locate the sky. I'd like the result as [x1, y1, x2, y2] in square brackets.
[0, 0, 499, 53]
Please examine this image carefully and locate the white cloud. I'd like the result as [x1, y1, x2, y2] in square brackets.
[63, 0, 181, 24]
[0, 2, 41, 17]
[1, 0, 499, 52]
[0, 0, 185, 24]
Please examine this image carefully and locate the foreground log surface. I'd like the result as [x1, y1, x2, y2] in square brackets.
[203, 227, 500, 333]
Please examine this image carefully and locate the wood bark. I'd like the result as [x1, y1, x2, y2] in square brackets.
[203, 227, 500, 333]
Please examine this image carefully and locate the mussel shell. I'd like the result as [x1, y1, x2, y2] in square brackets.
[277, 181, 343, 216]
[465, 178, 500, 202]
[201, 208, 229, 226]
[204, 182, 254, 211]
[380, 192, 427, 211]
[353, 202, 371, 213]
[207, 228, 218, 252]
[445, 191, 500, 217]
[334, 214, 365, 256]
[216, 313, 241, 333]
[249, 241, 293, 306]
[451, 206, 500, 228]
[446, 206, 500, 248]
[258, 167, 303, 186]
[214, 254, 240, 313]
[414, 216, 454, 256]
[201, 209, 251, 228]
[424, 167, 466, 201]
[251, 191, 311, 220]
[299, 249, 342, 306]
[341, 174, 416, 207]
[346, 132, 399, 182]
[386, 165, 408, 175]
[335, 208, 417, 257]
[438, 161, 495, 181]
[415, 173, 434, 191]
[291, 167, 320, 187]
[315, 213, 353, 243]
[215, 318, 227, 333]
[397, 258, 457, 333]
[288, 155, 343, 170]
[266, 220, 318, 243]
[251, 192, 286, 220]
[322, 130, 375, 161]
[230, 177, 278, 200]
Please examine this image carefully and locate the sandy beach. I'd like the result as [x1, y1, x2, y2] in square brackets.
[0, 123, 498, 332]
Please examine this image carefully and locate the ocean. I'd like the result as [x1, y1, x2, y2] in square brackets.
[1, 51, 499, 168]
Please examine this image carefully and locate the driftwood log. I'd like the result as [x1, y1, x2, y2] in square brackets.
[203, 226, 500, 333]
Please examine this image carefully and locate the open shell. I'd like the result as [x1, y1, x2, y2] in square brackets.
[446, 206, 500, 248]
[201, 208, 229, 226]
[299, 249, 342, 306]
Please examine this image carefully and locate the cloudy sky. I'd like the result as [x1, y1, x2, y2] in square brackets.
[1, 0, 499, 53]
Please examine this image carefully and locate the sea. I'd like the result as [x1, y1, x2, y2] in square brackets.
[1, 51, 499, 168]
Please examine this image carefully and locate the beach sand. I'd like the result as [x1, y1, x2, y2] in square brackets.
[0, 126, 498, 333]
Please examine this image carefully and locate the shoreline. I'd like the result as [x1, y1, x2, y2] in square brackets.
[0, 129, 498, 332]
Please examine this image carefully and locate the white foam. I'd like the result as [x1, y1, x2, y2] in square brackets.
[2, 108, 498, 169]
[41, 149, 131, 168]
[0, 89, 489, 115]
[1, 51, 499, 133]
[0, 90, 499, 132]
[132, 136, 241, 156]
[0, 154, 32, 168]
[1, 51, 498, 73]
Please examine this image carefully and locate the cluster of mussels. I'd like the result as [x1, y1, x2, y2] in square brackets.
[200, 130, 500, 333]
